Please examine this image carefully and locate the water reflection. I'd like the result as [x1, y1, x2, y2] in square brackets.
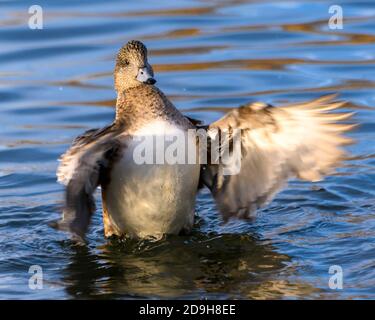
[64, 232, 290, 299]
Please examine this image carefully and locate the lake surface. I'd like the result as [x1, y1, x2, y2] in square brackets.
[0, 0, 374, 299]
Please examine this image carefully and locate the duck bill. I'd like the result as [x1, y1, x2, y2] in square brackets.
[137, 67, 156, 85]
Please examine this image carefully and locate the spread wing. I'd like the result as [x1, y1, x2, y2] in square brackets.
[53, 124, 122, 242]
[200, 94, 356, 221]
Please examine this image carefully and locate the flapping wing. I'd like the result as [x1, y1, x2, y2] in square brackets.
[200, 94, 356, 221]
[53, 124, 122, 241]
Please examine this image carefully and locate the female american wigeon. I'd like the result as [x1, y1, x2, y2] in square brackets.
[54, 40, 355, 242]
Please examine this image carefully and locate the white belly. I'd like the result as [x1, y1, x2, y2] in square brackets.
[103, 121, 200, 239]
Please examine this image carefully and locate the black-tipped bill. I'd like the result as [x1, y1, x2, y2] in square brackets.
[137, 67, 156, 85]
[145, 78, 156, 85]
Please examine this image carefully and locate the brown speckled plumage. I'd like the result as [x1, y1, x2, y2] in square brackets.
[114, 41, 192, 131]
[116, 40, 147, 68]
[115, 84, 194, 132]
[114, 40, 155, 92]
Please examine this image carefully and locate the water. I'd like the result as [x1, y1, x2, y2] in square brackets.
[0, 0, 374, 299]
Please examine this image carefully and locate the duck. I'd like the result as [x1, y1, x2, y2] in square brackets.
[53, 40, 355, 243]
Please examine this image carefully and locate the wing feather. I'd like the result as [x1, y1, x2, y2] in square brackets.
[201, 94, 356, 221]
[57, 124, 117, 186]
[53, 124, 122, 241]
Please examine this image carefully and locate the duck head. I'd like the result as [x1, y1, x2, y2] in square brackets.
[114, 40, 156, 91]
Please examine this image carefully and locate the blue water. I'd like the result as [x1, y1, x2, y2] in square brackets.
[0, 0, 374, 299]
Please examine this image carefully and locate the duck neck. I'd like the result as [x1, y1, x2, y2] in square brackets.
[115, 90, 128, 122]
[114, 84, 170, 127]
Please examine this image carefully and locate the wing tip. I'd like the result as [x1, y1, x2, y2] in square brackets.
[49, 219, 87, 245]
